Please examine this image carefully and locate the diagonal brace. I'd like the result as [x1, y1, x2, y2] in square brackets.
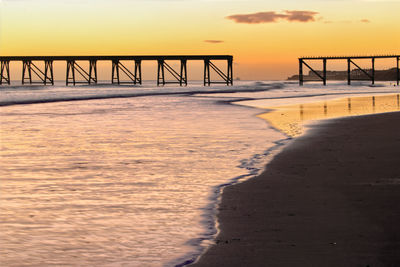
[302, 60, 324, 81]
[117, 61, 137, 83]
[349, 59, 373, 79]
[163, 62, 181, 81]
[209, 61, 229, 81]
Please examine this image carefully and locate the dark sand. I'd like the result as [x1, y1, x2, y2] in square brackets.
[192, 112, 400, 267]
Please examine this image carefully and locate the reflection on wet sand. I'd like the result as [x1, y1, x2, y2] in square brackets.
[259, 94, 400, 137]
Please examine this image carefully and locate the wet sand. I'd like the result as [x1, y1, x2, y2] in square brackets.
[191, 112, 400, 267]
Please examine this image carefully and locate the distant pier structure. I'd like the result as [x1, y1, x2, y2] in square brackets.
[0, 55, 233, 86]
[299, 55, 399, 86]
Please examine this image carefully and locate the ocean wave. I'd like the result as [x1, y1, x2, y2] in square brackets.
[0, 81, 284, 107]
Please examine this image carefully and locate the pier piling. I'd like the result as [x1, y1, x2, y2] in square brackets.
[397, 56, 399, 86]
[299, 59, 304, 86]
[22, 61, 32, 85]
[134, 60, 142, 85]
[45, 60, 54, 85]
[323, 58, 327, 86]
[347, 58, 351, 85]
[89, 60, 97, 85]
[204, 59, 210, 86]
[372, 57, 375, 85]
[112, 60, 120, 85]
[66, 60, 76, 86]
[0, 60, 10, 85]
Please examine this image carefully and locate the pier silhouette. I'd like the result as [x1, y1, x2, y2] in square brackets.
[0, 55, 233, 87]
[299, 55, 399, 86]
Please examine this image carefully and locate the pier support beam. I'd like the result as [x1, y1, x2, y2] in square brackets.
[67, 60, 96, 86]
[112, 60, 120, 85]
[157, 59, 187, 86]
[180, 59, 188, 86]
[89, 60, 97, 85]
[300, 59, 325, 85]
[372, 57, 375, 85]
[135, 60, 142, 85]
[299, 59, 303, 86]
[204, 59, 210, 86]
[66, 60, 75, 86]
[157, 60, 165, 86]
[0, 60, 10, 85]
[112, 60, 140, 85]
[227, 58, 233, 86]
[22, 61, 32, 85]
[203, 59, 233, 86]
[347, 59, 374, 84]
[44, 60, 54, 85]
[323, 59, 327, 86]
[22, 60, 54, 85]
[397, 57, 399, 86]
[299, 58, 326, 86]
[348, 58, 351, 85]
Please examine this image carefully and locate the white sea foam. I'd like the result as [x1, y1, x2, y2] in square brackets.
[2, 80, 397, 107]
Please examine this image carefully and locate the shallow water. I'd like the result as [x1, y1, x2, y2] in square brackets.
[257, 94, 400, 137]
[0, 94, 283, 266]
[1, 81, 399, 266]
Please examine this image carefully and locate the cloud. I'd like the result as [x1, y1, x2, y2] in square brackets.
[284, 11, 319, 22]
[226, 10, 319, 24]
[204, 40, 224, 44]
[226, 12, 287, 24]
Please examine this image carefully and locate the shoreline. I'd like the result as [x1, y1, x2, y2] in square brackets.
[190, 111, 400, 266]
[173, 120, 292, 267]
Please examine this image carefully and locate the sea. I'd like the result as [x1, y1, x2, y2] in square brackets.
[1, 80, 399, 267]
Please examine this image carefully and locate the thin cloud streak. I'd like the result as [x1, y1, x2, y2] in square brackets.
[204, 40, 224, 44]
[226, 10, 319, 24]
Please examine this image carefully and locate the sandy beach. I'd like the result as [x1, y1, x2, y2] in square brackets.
[191, 111, 400, 267]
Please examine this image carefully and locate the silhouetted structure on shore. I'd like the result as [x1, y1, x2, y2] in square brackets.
[289, 67, 399, 83]
[0, 55, 233, 86]
[296, 55, 399, 86]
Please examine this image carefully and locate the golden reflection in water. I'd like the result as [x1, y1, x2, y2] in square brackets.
[259, 94, 400, 138]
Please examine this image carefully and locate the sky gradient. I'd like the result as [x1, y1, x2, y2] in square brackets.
[0, 0, 399, 79]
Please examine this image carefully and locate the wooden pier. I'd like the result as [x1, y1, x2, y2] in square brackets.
[299, 55, 399, 86]
[0, 55, 233, 86]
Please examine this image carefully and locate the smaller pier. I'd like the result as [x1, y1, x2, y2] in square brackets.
[299, 55, 400, 86]
[0, 55, 233, 87]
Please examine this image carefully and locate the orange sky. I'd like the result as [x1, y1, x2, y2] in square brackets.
[0, 0, 399, 80]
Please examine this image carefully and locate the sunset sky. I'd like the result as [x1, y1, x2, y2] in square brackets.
[0, 0, 399, 79]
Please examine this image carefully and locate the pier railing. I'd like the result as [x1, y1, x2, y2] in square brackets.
[0, 55, 233, 87]
[298, 55, 399, 86]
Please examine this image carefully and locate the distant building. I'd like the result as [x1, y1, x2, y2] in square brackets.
[288, 68, 398, 81]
